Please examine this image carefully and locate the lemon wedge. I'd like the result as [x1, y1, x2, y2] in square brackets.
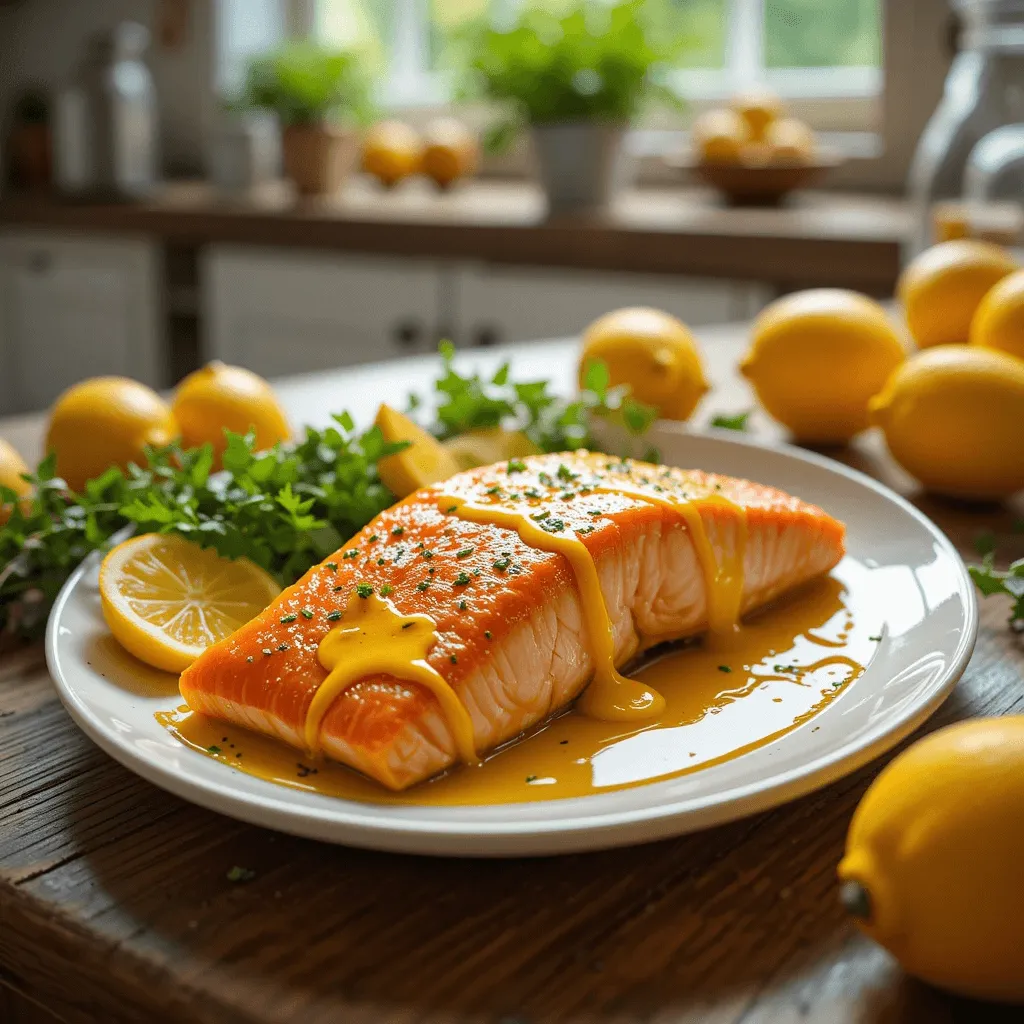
[443, 427, 540, 470]
[375, 404, 462, 498]
[99, 533, 280, 673]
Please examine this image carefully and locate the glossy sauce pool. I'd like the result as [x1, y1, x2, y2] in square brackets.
[157, 562, 875, 806]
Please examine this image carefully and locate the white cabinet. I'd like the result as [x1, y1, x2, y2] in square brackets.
[202, 246, 444, 379]
[453, 264, 769, 348]
[0, 231, 162, 415]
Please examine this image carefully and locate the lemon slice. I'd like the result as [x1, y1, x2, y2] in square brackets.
[99, 533, 280, 673]
[375, 404, 462, 498]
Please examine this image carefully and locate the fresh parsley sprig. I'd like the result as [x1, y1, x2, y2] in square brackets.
[0, 416, 405, 639]
[969, 530, 1024, 630]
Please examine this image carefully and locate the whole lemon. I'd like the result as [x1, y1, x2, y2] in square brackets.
[361, 120, 423, 188]
[580, 308, 709, 421]
[739, 289, 906, 444]
[421, 117, 479, 189]
[172, 362, 290, 464]
[764, 117, 816, 164]
[869, 346, 1024, 499]
[46, 378, 178, 492]
[691, 108, 749, 164]
[898, 239, 1017, 348]
[970, 267, 1024, 361]
[838, 717, 1024, 1003]
[730, 90, 783, 142]
[0, 438, 31, 524]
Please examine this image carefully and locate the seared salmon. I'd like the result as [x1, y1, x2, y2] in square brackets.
[180, 452, 845, 790]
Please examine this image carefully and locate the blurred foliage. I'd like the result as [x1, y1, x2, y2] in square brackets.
[453, 0, 692, 147]
[242, 41, 375, 126]
[765, 0, 880, 69]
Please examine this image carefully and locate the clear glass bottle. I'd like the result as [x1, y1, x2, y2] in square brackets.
[907, 0, 1024, 251]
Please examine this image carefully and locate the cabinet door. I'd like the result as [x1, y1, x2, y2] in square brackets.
[202, 247, 443, 380]
[0, 232, 162, 415]
[453, 264, 769, 348]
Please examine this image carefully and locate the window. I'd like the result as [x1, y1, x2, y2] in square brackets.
[313, 0, 883, 113]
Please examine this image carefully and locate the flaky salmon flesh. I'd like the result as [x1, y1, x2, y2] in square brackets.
[179, 452, 845, 790]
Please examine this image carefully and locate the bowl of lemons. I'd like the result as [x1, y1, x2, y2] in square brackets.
[672, 90, 842, 207]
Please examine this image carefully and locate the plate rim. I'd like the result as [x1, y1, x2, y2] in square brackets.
[45, 429, 978, 856]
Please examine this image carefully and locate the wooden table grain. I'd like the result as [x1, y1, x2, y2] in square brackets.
[1, 327, 1022, 1024]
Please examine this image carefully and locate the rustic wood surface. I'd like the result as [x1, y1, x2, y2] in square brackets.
[0, 180, 909, 292]
[1, 328, 1022, 1024]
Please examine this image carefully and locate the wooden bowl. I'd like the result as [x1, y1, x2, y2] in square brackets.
[671, 149, 844, 207]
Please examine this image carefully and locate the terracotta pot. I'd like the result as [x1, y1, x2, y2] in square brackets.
[282, 123, 357, 197]
[10, 122, 53, 189]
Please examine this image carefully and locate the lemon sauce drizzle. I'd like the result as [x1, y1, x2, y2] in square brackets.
[311, 591, 478, 765]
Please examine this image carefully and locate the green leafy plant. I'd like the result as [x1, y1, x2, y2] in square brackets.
[970, 528, 1024, 630]
[422, 341, 657, 452]
[455, 0, 689, 150]
[0, 418, 403, 639]
[242, 42, 374, 126]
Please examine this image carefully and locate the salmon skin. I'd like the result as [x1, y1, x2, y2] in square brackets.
[180, 452, 845, 790]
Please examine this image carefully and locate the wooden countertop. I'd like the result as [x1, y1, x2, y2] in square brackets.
[0, 180, 911, 291]
[1, 327, 1022, 1024]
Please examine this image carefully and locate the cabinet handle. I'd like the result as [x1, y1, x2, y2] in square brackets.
[474, 324, 501, 348]
[393, 319, 423, 348]
[28, 251, 52, 274]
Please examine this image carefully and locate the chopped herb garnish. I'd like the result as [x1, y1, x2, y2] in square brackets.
[428, 566, 435, 574]
[333, 585, 344, 592]
[557, 464, 577, 481]
[277, 642, 290, 652]
[525, 775, 537, 783]
[326, 611, 342, 621]
[530, 510, 550, 521]
[226, 866, 256, 883]
[450, 655, 458, 664]
[417, 581, 431, 591]
[559, 491, 574, 500]
[296, 763, 318, 778]
[456, 547, 474, 559]
[538, 472, 554, 487]
[484, 630, 492, 639]
[493, 557, 511, 571]
[718, 665, 732, 673]
[588, 509, 603, 516]
[446, 504, 459, 514]
[486, 485, 503, 495]
[422, 549, 434, 560]
[355, 583, 374, 598]
[559, 739, 568, 745]
[380, 584, 394, 596]
[391, 526, 404, 536]
[402, 621, 414, 629]
[280, 613, 297, 624]
[326, 562, 338, 571]
[300, 608, 313, 619]
[207, 745, 222, 754]
[507, 459, 527, 473]
[342, 550, 359, 560]
[458, 599, 468, 610]
[868, 634, 882, 642]
[453, 571, 471, 586]
[369, 534, 379, 542]
[579, 526, 595, 535]
[541, 518, 565, 533]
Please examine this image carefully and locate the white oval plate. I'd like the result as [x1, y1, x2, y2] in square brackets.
[46, 429, 976, 857]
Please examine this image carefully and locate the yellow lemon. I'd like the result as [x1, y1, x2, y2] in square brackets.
[580, 307, 709, 421]
[172, 361, 290, 466]
[764, 117, 816, 163]
[444, 428, 540, 471]
[869, 346, 1024, 499]
[898, 239, 1017, 348]
[740, 289, 906, 444]
[421, 117, 479, 189]
[691, 108, 749, 164]
[838, 717, 1024, 1003]
[375, 404, 462, 499]
[0, 438, 31, 524]
[99, 533, 280, 673]
[361, 120, 423, 187]
[46, 377, 178, 492]
[730, 90, 783, 142]
[970, 267, 1024, 361]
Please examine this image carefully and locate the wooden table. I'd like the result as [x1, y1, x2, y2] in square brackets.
[0, 180, 910, 293]
[1, 328, 1022, 1024]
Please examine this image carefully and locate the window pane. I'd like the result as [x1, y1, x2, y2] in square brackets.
[643, 0, 728, 70]
[430, 0, 491, 72]
[765, 0, 881, 69]
[318, 0, 390, 67]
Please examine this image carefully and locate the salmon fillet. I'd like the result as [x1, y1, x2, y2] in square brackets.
[180, 452, 845, 790]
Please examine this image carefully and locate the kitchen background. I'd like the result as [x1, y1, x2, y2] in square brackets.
[0, 0, 1019, 417]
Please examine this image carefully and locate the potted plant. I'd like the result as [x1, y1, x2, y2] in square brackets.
[459, 0, 687, 215]
[243, 42, 373, 197]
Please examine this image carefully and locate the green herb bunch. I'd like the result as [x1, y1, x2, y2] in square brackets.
[455, 0, 689, 150]
[969, 531, 1024, 629]
[421, 341, 658, 451]
[0, 417, 404, 639]
[242, 41, 375, 127]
